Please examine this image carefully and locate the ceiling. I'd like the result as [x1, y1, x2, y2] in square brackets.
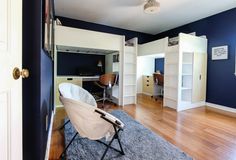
[55, 0, 236, 35]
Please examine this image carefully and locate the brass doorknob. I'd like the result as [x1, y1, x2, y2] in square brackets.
[13, 67, 29, 80]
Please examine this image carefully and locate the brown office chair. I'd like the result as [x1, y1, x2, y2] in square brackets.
[153, 73, 164, 86]
[153, 73, 164, 101]
[95, 73, 117, 106]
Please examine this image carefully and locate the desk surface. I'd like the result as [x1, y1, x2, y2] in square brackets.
[56, 75, 99, 81]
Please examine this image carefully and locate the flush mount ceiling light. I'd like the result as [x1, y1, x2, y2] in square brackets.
[144, 0, 160, 14]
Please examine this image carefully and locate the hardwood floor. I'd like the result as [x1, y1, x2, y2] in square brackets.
[49, 94, 236, 160]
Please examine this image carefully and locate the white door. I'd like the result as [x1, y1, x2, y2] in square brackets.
[0, 0, 24, 159]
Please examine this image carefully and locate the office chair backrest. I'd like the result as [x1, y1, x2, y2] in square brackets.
[153, 73, 164, 86]
[113, 72, 119, 85]
[59, 83, 97, 107]
[99, 73, 116, 87]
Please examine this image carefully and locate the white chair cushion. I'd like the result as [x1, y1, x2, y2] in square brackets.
[59, 83, 97, 107]
[59, 82, 124, 141]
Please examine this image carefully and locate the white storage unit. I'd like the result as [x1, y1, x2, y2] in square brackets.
[123, 38, 138, 105]
[164, 33, 208, 111]
[142, 75, 154, 96]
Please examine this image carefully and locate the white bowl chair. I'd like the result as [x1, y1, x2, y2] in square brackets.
[58, 83, 125, 160]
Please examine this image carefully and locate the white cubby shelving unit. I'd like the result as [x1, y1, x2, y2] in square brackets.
[164, 33, 208, 111]
[122, 38, 138, 105]
[181, 52, 193, 102]
[164, 45, 179, 109]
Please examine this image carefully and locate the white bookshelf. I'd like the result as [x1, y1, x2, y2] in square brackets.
[164, 45, 179, 110]
[123, 38, 138, 105]
[163, 33, 208, 111]
[181, 52, 193, 102]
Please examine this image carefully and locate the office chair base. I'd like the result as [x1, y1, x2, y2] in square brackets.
[96, 97, 116, 107]
[152, 94, 163, 100]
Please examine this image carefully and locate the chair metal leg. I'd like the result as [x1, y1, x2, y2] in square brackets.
[60, 132, 78, 159]
[102, 88, 106, 106]
[97, 127, 125, 160]
[96, 138, 123, 154]
[113, 126, 125, 155]
[116, 133, 125, 155]
[100, 133, 116, 160]
[59, 119, 70, 130]
[60, 126, 124, 160]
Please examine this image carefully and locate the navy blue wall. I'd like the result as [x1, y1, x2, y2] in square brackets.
[155, 58, 165, 74]
[40, 51, 53, 158]
[57, 52, 105, 76]
[155, 8, 236, 109]
[23, 0, 53, 159]
[56, 16, 155, 44]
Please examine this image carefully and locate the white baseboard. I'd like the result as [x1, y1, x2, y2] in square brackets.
[178, 101, 206, 112]
[44, 112, 55, 160]
[56, 105, 64, 108]
[142, 92, 152, 96]
[206, 102, 236, 113]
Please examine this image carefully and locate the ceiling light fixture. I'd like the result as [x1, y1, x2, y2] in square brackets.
[144, 0, 160, 14]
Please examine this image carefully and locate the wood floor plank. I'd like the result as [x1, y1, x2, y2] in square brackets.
[49, 94, 236, 160]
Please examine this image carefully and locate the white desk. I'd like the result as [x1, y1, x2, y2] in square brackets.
[82, 76, 99, 82]
[55, 76, 100, 106]
[57, 75, 99, 81]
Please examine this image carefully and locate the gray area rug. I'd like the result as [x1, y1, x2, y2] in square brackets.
[64, 110, 192, 160]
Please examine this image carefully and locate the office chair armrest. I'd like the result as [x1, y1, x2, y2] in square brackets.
[95, 109, 124, 130]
